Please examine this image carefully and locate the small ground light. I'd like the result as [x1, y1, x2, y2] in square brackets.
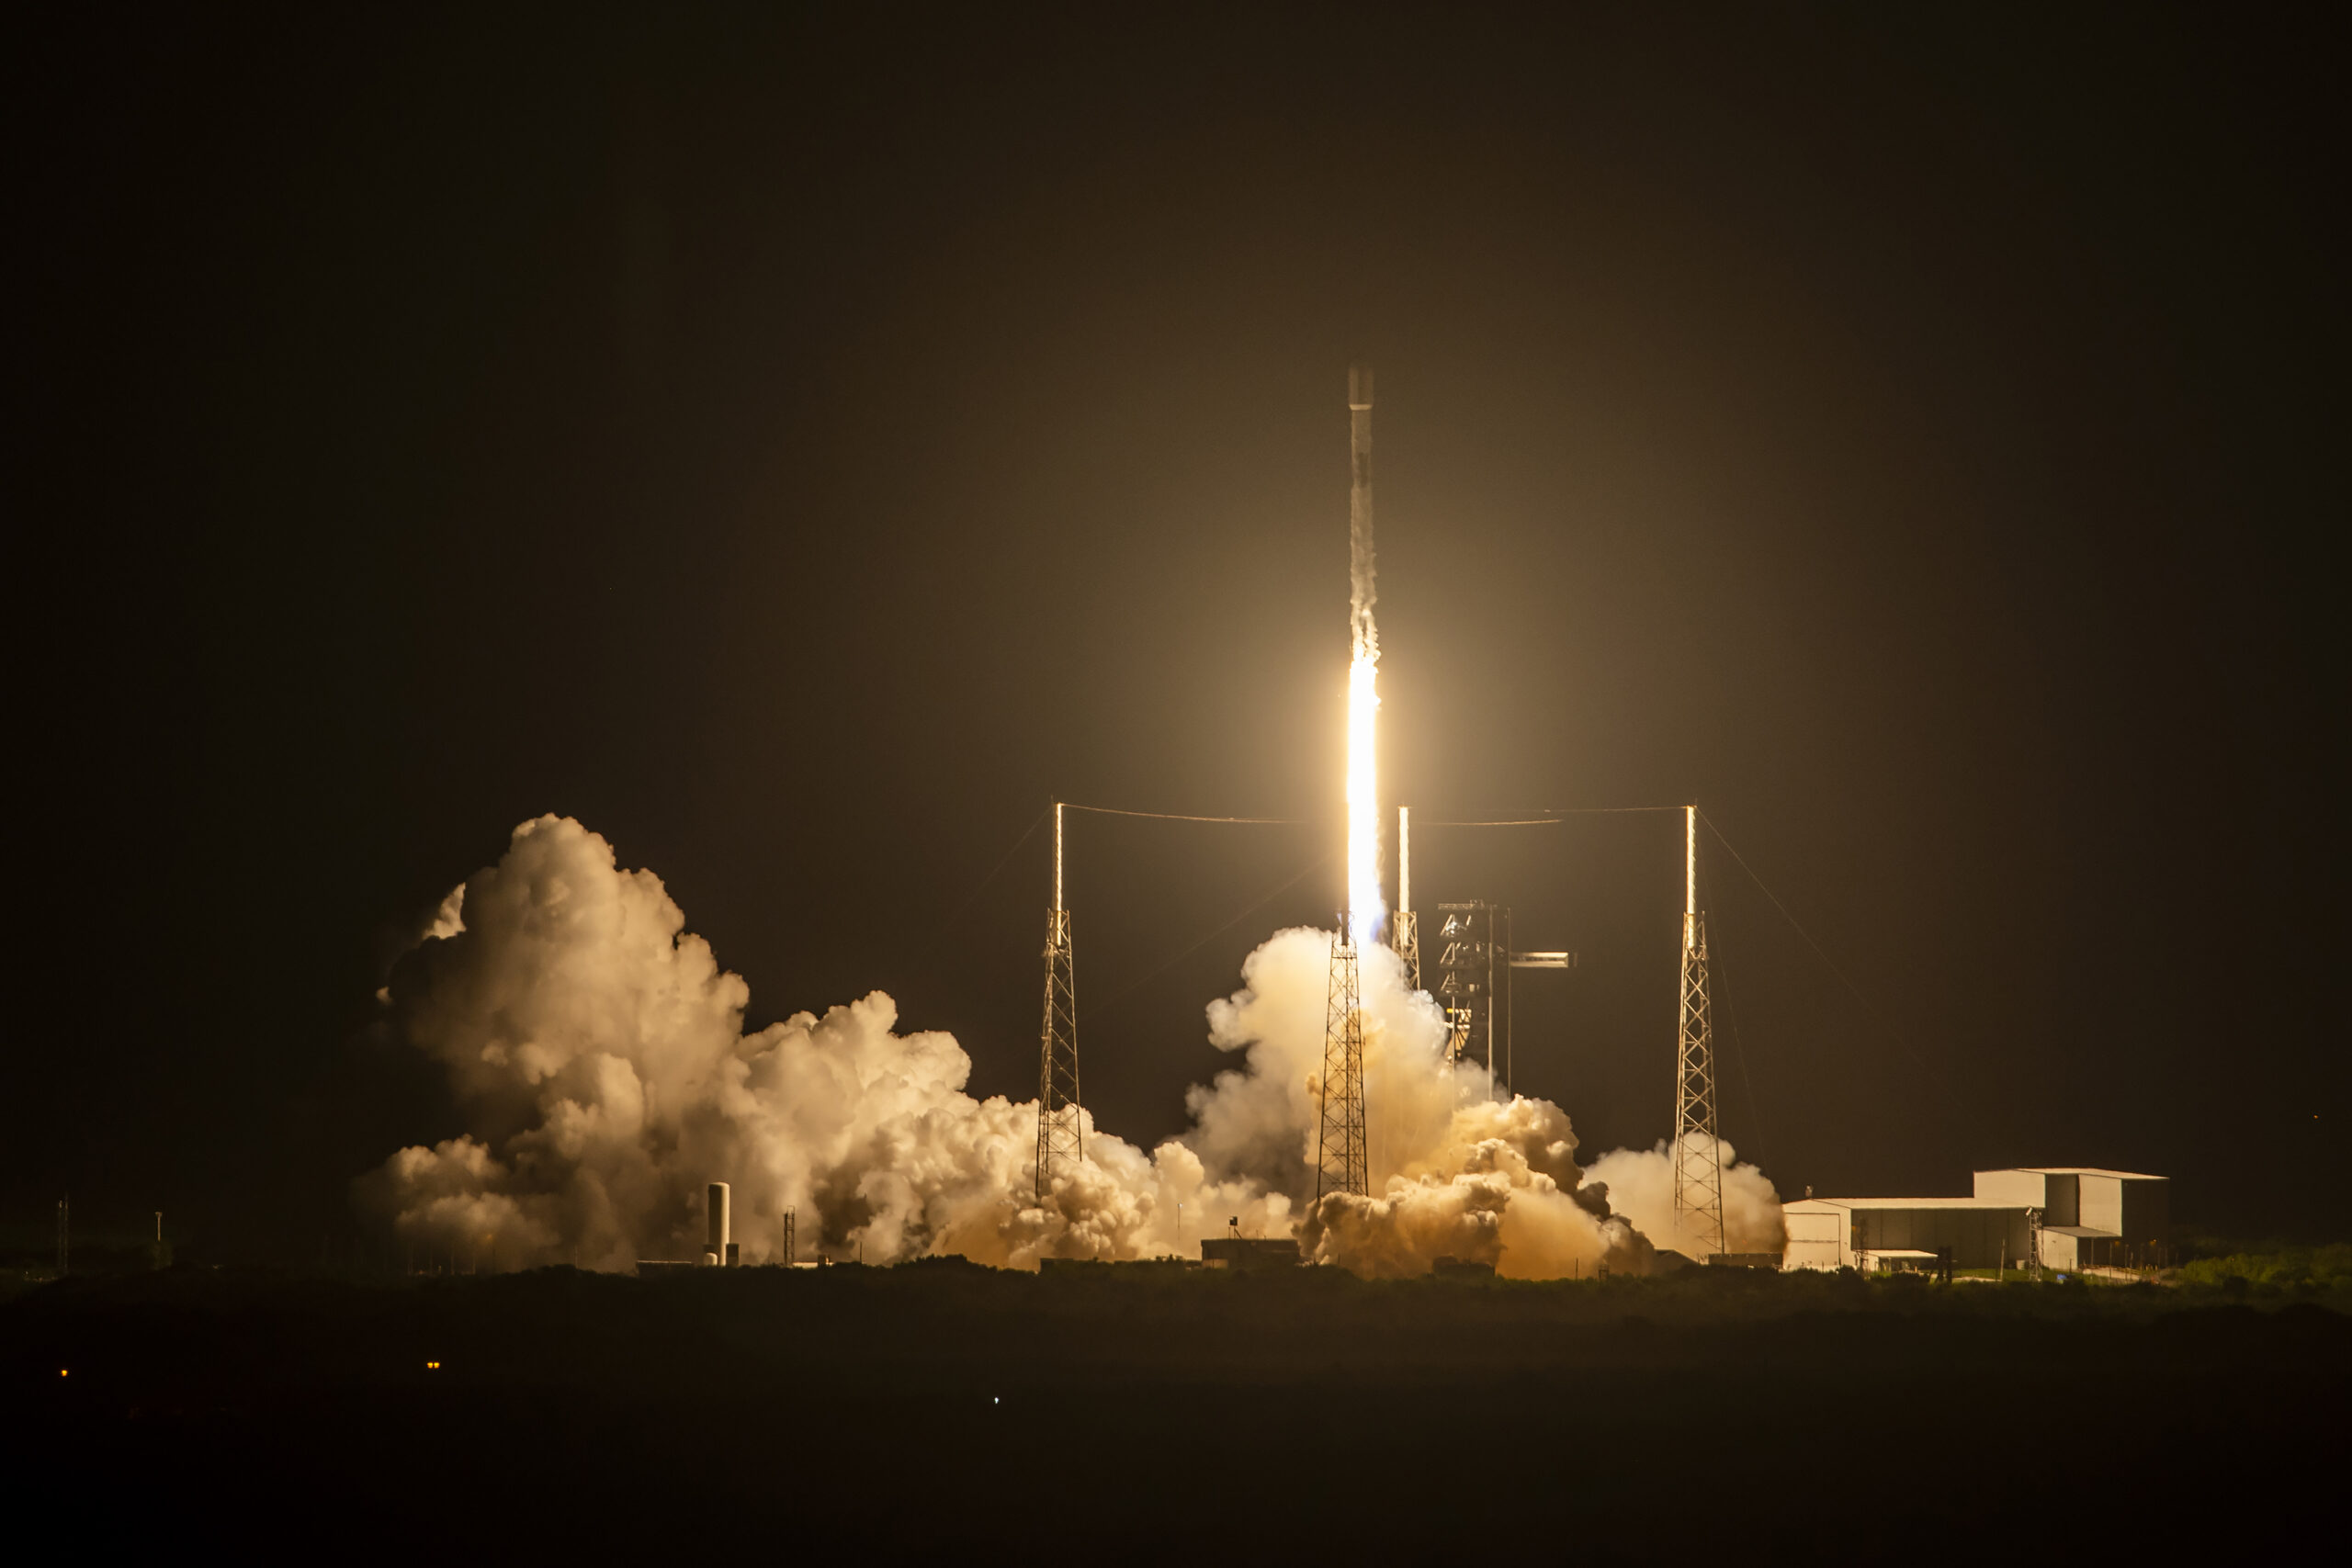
[60, 1369, 69, 1378]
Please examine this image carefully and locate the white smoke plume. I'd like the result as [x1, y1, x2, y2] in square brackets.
[1584, 1134, 1788, 1258]
[361, 817, 1781, 1277]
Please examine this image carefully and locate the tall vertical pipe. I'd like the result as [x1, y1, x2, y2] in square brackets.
[707, 1182, 730, 1265]
[1399, 805, 1412, 916]
[1685, 805, 1697, 922]
[1053, 800, 1064, 914]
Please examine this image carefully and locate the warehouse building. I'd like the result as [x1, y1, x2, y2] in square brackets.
[1781, 1168, 2168, 1272]
[1781, 1195, 2031, 1273]
[1972, 1168, 2170, 1270]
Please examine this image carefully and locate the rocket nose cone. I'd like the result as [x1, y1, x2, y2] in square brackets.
[1349, 364, 1374, 410]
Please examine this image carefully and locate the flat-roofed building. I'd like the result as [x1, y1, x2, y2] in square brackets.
[1972, 1168, 2169, 1269]
[1781, 1197, 2033, 1272]
[1782, 1168, 2170, 1272]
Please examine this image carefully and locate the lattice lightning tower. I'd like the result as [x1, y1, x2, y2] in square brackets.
[1035, 802, 1082, 1200]
[1671, 805, 1727, 1257]
[1317, 919, 1370, 1200]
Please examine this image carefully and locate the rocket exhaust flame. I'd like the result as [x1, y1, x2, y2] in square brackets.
[1346, 364, 1384, 949]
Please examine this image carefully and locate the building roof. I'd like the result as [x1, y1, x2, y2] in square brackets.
[1784, 1197, 2031, 1213]
[2000, 1168, 2167, 1181]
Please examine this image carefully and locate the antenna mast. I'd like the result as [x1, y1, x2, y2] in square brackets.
[1671, 805, 1727, 1258]
[1035, 801, 1082, 1201]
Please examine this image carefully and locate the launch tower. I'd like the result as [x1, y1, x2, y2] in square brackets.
[1436, 901, 1510, 1080]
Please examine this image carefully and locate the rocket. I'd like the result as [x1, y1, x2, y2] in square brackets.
[1347, 364, 1376, 661]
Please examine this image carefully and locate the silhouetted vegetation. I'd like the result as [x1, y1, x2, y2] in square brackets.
[5, 1261, 2343, 1559]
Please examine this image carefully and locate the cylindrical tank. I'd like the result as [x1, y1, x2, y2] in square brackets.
[707, 1182, 730, 1263]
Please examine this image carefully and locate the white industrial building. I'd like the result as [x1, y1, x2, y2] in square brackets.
[1972, 1168, 2169, 1271]
[1781, 1168, 2169, 1273]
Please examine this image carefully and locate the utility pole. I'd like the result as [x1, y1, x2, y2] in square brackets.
[1035, 801, 1082, 1201]
[1317, 917, 1369, 1200]
[1671, 805, 1727, 1258]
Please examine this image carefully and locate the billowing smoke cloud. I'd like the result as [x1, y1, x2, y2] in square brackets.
[1584, 1134, 1787, 1259]
[361, 817, 1780, 1277]
[358, 817, 1277, 1271]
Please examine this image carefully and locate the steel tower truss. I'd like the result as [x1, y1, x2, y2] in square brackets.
[1035, 806, 1082, 1201]
[1317, 921, 1369, 1200]
[1670, 807, 1726, 1258]
[1436, 901, 1510, 1080]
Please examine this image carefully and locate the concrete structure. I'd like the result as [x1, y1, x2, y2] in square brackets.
[1783, 1168, 2170, 1272]
[1973, 1168, 2169, 1269]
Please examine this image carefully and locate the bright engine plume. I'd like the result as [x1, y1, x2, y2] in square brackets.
[1347, 364, 1384, 949]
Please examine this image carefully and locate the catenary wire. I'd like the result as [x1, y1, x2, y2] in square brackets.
[1094, 853, 1333, 1016]
[1698, 844, 1771, 1175]
[1418, 807, 1683, 825]
[1699, 808, 1977, 1134]
[933, 805, 1051, 933]
[1059, 803, 1309, 824]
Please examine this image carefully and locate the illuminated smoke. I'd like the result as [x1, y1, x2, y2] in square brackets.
[1583, 1134, 1788, 1258]
[357, 817, 1283, 1270]
[361, 817, 1780, 1278]
[1215, 930, 1655, 1278]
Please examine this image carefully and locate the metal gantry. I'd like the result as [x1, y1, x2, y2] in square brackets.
[1035, 803, 1083, 1201]
[1436, 901, 1510, 1081]
[1670, 804, 1727, 1258]
[1316, 919, 1369, 1200]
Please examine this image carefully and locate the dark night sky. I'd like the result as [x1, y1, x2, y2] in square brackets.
[8, 6, 2343, 1254]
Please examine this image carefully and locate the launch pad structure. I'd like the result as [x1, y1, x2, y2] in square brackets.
[1023, 365, 1736, 1261]
[1395, 815, 1578, 1096]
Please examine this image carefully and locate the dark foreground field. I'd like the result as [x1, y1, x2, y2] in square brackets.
[6, 1261, 2345, 1562]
